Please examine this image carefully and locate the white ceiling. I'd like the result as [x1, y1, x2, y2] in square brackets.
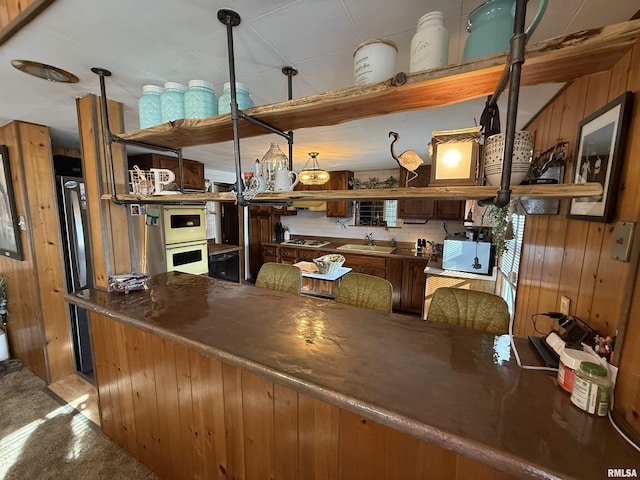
[0, 0, 638, 175]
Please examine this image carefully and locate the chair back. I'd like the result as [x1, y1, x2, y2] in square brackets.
[255, 263, 302, 295]
[427, 287, 509, 334]
[335, 273, 393, 313]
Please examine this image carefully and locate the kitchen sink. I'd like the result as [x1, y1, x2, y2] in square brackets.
[336, 244, 396, 254]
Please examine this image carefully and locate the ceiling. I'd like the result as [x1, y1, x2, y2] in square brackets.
[0, 0, 638, 175]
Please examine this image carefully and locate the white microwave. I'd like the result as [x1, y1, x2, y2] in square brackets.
[442, 238, 494, 275]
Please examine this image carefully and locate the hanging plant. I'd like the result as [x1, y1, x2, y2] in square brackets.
[486, 204, 510, 259]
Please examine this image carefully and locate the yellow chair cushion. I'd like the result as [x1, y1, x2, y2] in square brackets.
[335, 273, 393, 313]
[255, 263, 302, 295]
[427, 287, 509, 334]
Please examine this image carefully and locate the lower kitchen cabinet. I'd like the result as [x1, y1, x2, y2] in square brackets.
[249, 208, 275, 278]
[401, 258, 430, 315]
[386, 258, 404, 309]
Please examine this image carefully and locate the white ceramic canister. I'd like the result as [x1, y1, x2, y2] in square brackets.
[353, 39, 398, 86]
[409, 11, 449, 73]
[557, 348, 596, 393]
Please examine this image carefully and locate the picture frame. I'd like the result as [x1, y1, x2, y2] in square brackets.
[568, 91, 634, 222]
[0, 145, 24, 260]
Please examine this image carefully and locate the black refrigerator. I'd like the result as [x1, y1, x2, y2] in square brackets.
[54, 156, 94, 380]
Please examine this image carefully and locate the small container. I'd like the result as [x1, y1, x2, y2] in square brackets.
[218, 82, 255, 114]
[570, 361, 612, 416]
[557, 348, 595, 393]
[138, 85, 163, 129]
[409, 11, 449, 73]
[160, 82, 188, 123]
[184, 80, 217, 119]
[353, 39, 398, 86]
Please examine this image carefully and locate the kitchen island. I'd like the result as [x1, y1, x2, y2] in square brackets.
[66, 272, 639, 480]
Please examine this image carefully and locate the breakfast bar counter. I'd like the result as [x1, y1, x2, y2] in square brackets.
[66, 272, 639, 480]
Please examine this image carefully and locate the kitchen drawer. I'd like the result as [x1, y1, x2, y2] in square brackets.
[280, 247, 297, 261]
[297, 249, 318, 261]
[341, 253, 386, 269]
[263, 246, 278, 257]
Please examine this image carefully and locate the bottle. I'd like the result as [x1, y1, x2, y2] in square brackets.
[570, 361, 612, 416]
[409, 11, 449, 73]
[261, 143, 288, 191]
[160, 82, 188, 123]
[218, 82, 255, 114]
[138, 85, 163, 129]
[184, 80, 217, 119]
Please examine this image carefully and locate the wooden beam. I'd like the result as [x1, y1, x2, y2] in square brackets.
[0, 0, 55, 47]
[118, 20, 640, 149]
[100, 182, 603, 204]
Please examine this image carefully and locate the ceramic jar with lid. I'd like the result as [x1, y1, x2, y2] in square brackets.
[138, 84, 163, 129]
[184, 80, 217, 119]
[218, 82, 255, 114]
[409, 11, 449, 73]
[353, 39, 397, 86]
[160, 82, 187, 123]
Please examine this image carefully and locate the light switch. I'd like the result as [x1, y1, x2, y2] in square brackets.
[611, 221, 635, 262]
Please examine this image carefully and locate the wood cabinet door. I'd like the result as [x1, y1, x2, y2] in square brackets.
[279, 247, 297, 264]
[386, 258, 403, 309]
[434, 200, 465, 220]
[326, 171, 354, 218]
[398, 166, 434, 219]
[249, 214, 273, 278]
[401, 258, 429, 315]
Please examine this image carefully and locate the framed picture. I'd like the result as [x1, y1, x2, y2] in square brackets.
[568, 91, 634, 222]
[0, 145, 24, 260]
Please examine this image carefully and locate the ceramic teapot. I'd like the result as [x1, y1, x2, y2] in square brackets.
[462, 0, 548, 61]
[274, 170, 299, 191]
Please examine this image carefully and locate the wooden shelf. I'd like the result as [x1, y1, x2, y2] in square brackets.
[103, 182, 603, 204]
[118, 20, 640, 149]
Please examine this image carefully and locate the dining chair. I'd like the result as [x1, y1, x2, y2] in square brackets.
[426, 287, 510, 334]
[335, 273, 393, 313]
[255, 262, 302, 295]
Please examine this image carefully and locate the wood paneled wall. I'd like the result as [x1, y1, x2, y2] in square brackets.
[515, 40, 640, 435]
[0, 0, 54, 47]
[90, 312, 517, 480]
[0, 121, 72, 382]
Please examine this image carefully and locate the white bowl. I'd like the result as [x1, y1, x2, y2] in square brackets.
[486, 169, 529, 186]
[484, 131, 534, 166]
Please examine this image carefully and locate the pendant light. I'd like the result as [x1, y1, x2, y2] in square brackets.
[299, 152, 330, 185]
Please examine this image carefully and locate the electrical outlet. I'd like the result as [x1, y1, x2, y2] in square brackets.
[560, 296, 570, 316]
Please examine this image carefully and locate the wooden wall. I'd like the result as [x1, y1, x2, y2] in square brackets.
[0, 121, 72, 382]
[0, 0, 54, 46]
[90, 311, 517, 480]
[514, 39, 640, 435]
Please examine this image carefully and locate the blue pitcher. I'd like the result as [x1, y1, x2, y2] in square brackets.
[462, 0, 548, 61]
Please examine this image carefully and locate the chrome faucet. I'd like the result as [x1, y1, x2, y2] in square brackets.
[366, 233, 374, 246]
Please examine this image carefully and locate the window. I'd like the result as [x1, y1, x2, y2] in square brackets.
[355, 200, 397, 227]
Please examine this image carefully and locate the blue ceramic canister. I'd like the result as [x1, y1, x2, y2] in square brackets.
[184, 79, 217, 119]
[218, 81, 255, 114]
[160, 82, 187, 123]
[138, 84, 163, 129]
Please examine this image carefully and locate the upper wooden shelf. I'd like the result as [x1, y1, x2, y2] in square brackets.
[118, 19, 640, 149]
[102, 182, 603, 204]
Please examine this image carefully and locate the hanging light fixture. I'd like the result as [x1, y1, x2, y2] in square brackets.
[299, 152, 330, 185]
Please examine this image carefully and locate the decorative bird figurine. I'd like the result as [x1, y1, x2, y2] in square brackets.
[389, 131, 424, 185]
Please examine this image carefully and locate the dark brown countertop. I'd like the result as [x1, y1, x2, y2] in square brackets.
[66, 272, 639, 479]
[207, 243, 242, 256]
[263, 240, 432, 261]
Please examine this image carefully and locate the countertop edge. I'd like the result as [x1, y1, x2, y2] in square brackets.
[65, 290, 567, 480]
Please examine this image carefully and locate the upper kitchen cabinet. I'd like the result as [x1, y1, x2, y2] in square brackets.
[326, 171, 353, 218]
[128, 153, 205, 191]
[398, 166, 433, 219]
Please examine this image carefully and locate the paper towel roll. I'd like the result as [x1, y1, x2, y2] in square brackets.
[0, 330, 9, 361]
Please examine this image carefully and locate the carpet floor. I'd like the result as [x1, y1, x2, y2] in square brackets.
[0, 366, 159, 480]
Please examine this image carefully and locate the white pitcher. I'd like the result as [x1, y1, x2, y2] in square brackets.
[274, 170, 299, 191]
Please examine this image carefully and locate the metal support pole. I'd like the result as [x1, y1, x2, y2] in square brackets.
[282, 66, 298, 170]
[218, 9, 246, 206]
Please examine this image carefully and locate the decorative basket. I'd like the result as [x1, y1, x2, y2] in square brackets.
[129, 166, 155, 195]
[313, 254, 345, 274]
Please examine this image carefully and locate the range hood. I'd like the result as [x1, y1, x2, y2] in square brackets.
[289, 200, 327, 211]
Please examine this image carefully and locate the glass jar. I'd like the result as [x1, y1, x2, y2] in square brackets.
[184, 80, 217, 119]
[261, 143, 288, 191]
[160, 82, 187, 123]
[218, 82, 255, 114]
[570, 361, 612, 416]
[409, 11, 449, 73]
[138, 84, 163, 129]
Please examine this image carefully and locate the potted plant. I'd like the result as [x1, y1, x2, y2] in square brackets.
[485, 203, 511, 265]
[0, 275, 6, 319]
[524, 140, 567, 184]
